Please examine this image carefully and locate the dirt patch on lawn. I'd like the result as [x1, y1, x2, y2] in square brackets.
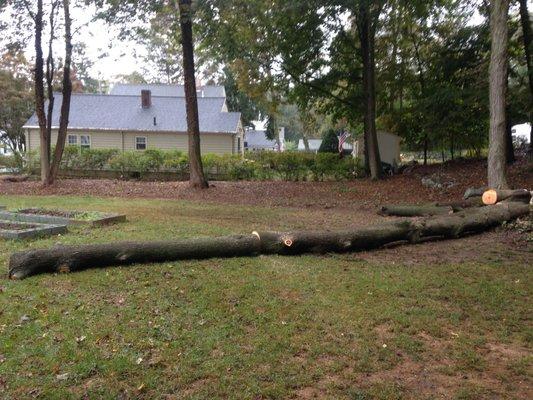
[349, 228, 532, 267]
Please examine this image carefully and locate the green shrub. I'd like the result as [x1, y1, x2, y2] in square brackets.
[108, 151, 140, 173]
[61, 147, 119, 170]
[0, 154, 19, 170]
[22, 147, 364, 181]
[309, 153, 339, 181]
[162, 150, 188, 173]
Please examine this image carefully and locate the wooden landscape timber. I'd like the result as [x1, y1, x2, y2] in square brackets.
[8, 202, 530, 280]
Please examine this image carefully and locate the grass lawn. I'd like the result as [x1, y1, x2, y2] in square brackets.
[0, 195, 531, 399]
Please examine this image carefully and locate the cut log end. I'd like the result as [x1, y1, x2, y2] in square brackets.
[482, 189, 498, 205]
[482, 189, 531, 205]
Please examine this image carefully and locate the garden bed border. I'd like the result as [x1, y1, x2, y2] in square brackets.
[0, 209, 126, 227]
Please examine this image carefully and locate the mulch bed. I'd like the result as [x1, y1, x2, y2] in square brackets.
[0, 158, 530, 209]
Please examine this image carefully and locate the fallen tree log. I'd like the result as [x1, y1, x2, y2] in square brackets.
[434, 197, 485, 211]
[463, 187, 487, 200]
[380, 197, 486, 217]
[8, 203, 530, 280]
[8, 235, 262, 280]
[482, 189, 531, 205]
[378, 205, 454, 217]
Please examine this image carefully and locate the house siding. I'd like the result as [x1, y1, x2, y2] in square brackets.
[26, 129, 237, 155]
[354, 131, 401, 166]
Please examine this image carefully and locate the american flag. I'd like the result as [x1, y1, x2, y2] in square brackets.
[338, 131, 351, 153]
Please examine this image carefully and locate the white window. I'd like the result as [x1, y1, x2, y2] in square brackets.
[135, 136, 147, 150]
[80, 135, 91, 149]
[67, 134, 77, 146]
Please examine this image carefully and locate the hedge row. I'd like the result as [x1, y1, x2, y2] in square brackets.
[21, 147, 364, 181]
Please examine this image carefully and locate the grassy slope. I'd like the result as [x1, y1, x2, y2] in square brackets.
[0, 195, 530, 400]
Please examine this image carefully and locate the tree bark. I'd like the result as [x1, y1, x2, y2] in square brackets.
[518, 0, 533, 155]
[378, 205, 453, 217]
[50, 0, 73, 182]
[9, 235, 261, 280]
[9, 203, 530, 280]
[357, 3, 382, 180]
[411, 31, 429, 166]
[463, 187, 487, 199]
[33, 0, 51, 186]
[487, 0, 510, 189]
[177, 0, 208, 189]
[505, 111, 515, 164]
[519, 0, 532, 99]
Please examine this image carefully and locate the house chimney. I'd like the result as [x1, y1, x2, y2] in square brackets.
[141, 90, 152, 109]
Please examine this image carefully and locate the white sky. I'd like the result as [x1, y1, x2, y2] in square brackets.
[62, 5, 146, 82]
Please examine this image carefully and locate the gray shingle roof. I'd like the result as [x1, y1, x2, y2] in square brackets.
[24, 93, 241, 134]
[110, 84, 226, 98]
[244, 130, 277, 149]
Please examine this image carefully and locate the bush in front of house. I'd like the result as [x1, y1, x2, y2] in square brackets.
[0, 154, 19, 170]
[23, 147, 364, 181]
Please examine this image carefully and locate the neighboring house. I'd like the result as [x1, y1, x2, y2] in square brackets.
[511, 123, 531, 144]
[23, 84, 244, 156]
[244, 130, 277, 151]
[297, 139, 323, 152]
[244, 127, 286, 152]
[353, 131, 401, 166]
[297, 139, 353, 153]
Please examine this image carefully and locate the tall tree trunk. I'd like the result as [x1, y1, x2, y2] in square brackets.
[488, 0, 510, 189]
[50, 0, 73, 182]
[505, 111, 515, 164]
[411, 31, 429, 166]
[177, 0, 208, 189]
[519, 0, 533, 98]
[33, 0, 50, 185]
[357, 3, 382, 180]
[518, 0, 532, 155]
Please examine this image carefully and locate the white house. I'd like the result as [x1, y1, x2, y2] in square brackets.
[23, 84, 244, 156]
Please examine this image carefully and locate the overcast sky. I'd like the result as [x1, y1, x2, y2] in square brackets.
[0, 3, 144, 82]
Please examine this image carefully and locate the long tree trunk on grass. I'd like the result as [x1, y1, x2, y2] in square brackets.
[8, 202, 530, 280]
[50, 0, 73, 182]
[487, 0, 510, 189]
[177, 0, 208, 189]
[356, 1, 382, 180]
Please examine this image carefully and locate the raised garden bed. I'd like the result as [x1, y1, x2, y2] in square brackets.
[0, 220, 67, 239]
[0, 208, 126, 227]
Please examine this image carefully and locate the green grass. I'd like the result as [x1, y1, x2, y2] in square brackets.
[0, 195, 531, 399]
